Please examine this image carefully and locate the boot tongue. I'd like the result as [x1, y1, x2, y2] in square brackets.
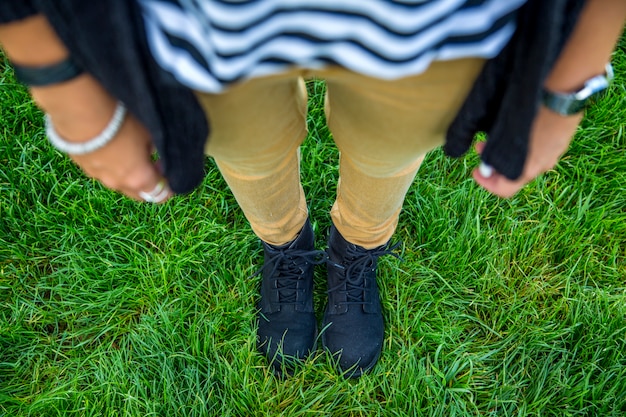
[276, 271, 298, 304]
[272, 249, 327, 306]
[346, 284, 365, 303]
[341, 241, 401, 304]
[272, 253, 300, 304]
[270, 230, 308, 305]
[344, 251, 375, 303]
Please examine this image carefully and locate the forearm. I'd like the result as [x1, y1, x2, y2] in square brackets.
[545, 0, 626, 92]
[0, 14, 116, 142]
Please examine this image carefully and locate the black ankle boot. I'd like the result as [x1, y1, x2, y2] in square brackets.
[322, 224, 399, 378]
[256, 219, 326, 373]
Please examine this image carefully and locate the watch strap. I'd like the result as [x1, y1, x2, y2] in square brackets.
[13, 57, 84, 87]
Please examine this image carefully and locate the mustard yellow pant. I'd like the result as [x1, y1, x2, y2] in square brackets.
[196, 59, 484, 248]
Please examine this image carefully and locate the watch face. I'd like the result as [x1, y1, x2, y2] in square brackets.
[575, 74, 610, 102]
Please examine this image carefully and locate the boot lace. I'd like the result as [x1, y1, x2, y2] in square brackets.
[255, 248, 328, 306]
[327, 242, 401, 306]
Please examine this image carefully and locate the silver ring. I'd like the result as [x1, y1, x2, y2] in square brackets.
[479, 162, 494, 178]
[139, 180, 170, 203]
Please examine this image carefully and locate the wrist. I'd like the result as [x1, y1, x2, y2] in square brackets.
[31, 74, 118, 143]
[544, 63, 610, 94]
[45, 101, 127, 155]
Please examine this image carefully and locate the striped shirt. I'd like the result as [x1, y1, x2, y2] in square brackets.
[139, 0, 527, 93]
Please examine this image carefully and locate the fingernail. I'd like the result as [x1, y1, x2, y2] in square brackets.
[479, 162, 494, 178]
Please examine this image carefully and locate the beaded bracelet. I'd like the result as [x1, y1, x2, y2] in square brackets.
[45, 101, 127, 155]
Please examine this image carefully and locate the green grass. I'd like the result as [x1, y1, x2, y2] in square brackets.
[1, 38, 625, 416]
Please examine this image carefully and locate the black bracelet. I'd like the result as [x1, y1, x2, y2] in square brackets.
[13, 57, 84, 86]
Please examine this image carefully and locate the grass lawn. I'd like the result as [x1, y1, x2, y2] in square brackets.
[1, 38, 625, 416]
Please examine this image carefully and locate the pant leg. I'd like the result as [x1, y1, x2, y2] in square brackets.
[195, 73, 309, 246]
[322, 59, 485, 248]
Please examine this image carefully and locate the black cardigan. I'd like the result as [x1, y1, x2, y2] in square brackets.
[1, 0, 208, 194]
[445, 0, 586, 179]
[1, 0, 585, 193]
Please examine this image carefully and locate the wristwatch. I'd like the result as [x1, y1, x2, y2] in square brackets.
[542, 63, 614, 116]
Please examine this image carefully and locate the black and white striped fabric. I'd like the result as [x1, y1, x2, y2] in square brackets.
[139, 0, 527, 93]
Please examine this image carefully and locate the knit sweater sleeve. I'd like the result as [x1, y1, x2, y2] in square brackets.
[444, 0, 586, 181]
[0, 0, 37, 24]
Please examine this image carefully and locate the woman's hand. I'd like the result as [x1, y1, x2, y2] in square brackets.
[33, 75, 173, 204]
[473, 106, 582, 198]
[62, 111, 173, 203]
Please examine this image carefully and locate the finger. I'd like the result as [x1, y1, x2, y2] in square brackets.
[478, 162, 494, 178]
[129, 176, 173, 204]
[118, 181, 172, 203]
[115, 163, 172, 203]
[137, 178, 173, 203]
[145, 160, 173, 203]
[90, 160, 173, 203]
[472, 167, 523, 198]
[153, 158, 163, 174]
[472, 141, 525, 197]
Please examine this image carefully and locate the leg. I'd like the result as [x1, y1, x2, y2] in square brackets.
[196, 73, 320, 373]
[196, 73, 309, 246]
[325, 59, 486, 249]
[320, 59, 485, 376]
